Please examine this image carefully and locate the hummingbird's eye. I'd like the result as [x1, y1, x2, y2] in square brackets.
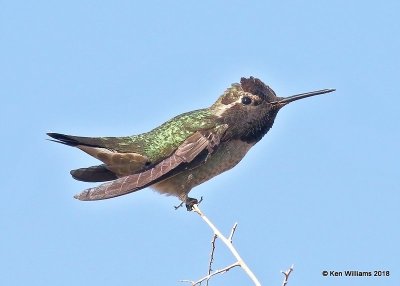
[241, 96, 252, 105]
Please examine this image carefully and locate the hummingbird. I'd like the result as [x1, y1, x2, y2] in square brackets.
[48, 76, 334, 210]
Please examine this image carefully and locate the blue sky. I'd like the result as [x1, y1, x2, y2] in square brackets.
[1, 1, 399, 285]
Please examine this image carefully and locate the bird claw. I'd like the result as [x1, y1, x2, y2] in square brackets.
[174, 196, 203, 211]
[185, 196, 203, 211]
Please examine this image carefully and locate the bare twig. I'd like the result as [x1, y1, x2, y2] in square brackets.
[228, 222, 238, 243]
[207, 234, 218, 275]
[180, 262, 240, 286]
[191, 204, 261, 286]
[174, 201, 184, 210]
[281, 265, 294, 286]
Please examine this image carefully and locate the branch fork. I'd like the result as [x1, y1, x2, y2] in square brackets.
[180, 204, 295, 286]
[180, 204, 261, 286]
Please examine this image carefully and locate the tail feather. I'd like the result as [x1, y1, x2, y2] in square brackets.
[48, 133, 121, 182]
[47, 133, 104, 148]
[71, 164, 118, 182]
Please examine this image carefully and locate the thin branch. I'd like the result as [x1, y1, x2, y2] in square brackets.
[174, 201, 184, 210]
[228, 222, 238, 243]
[281, 265, 294, 286]
[207, 234, 218, 275]
[191, 204, 261, 286]
[180, 262, 240, 286]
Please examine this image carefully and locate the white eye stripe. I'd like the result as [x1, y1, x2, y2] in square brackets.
[213, 97, 242, 116]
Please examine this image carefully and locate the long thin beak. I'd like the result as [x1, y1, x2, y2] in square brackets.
[271, 88, 335, 104]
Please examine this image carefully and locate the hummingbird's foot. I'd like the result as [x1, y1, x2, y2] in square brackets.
[185, 196, 203, 211]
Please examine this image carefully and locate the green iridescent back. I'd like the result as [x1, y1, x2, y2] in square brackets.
[115, 108, 218, 162]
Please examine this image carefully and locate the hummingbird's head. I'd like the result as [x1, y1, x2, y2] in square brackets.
[211, 76, 334, 143]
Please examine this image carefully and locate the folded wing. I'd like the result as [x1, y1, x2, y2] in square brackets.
[74, 125, 228, 201]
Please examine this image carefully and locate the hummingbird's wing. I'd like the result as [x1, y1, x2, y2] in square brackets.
[74, 124, 228, 201]
[47, 109, 218, 181]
